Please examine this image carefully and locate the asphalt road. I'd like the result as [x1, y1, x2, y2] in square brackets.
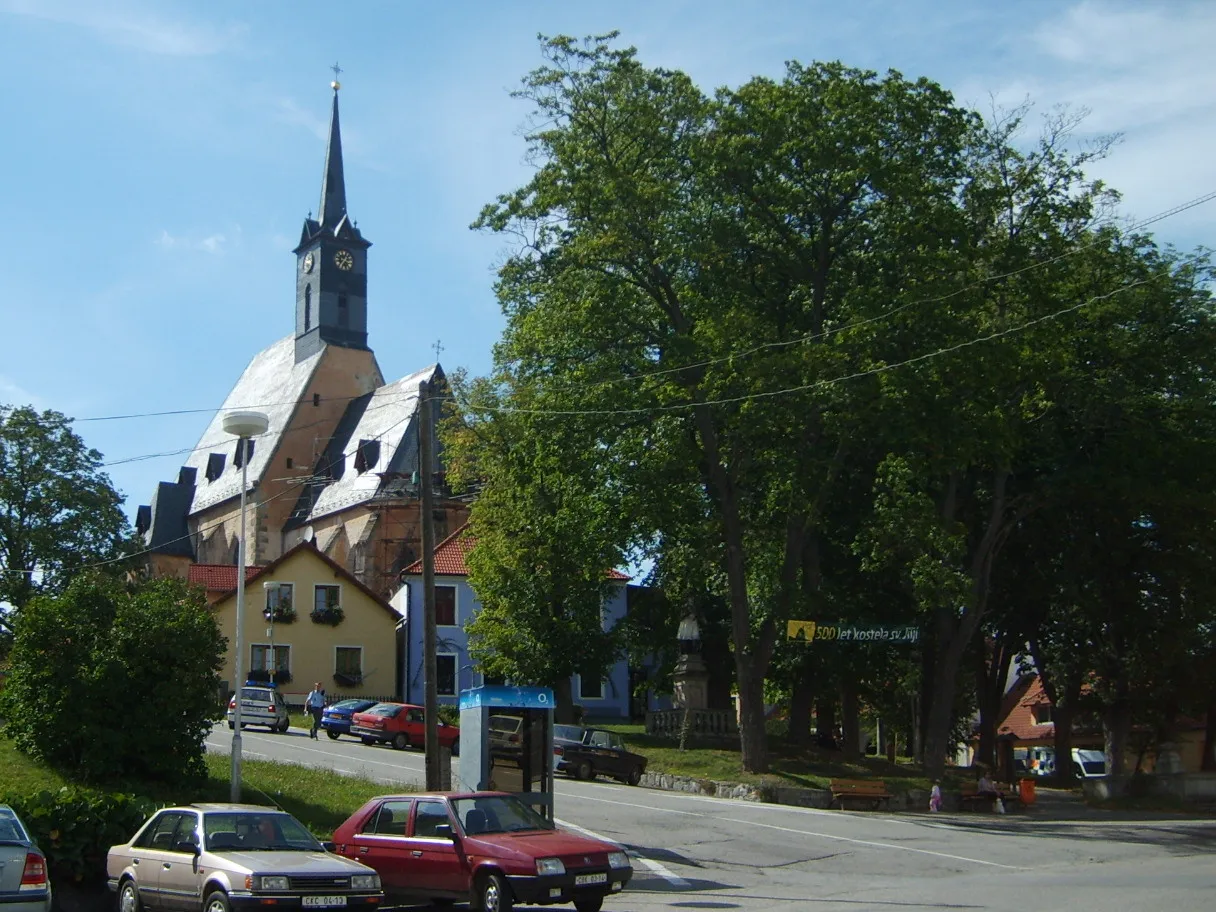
[206, 723, 1216, 911]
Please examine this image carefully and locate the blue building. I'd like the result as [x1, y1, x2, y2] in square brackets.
[392, 524, 633, 719]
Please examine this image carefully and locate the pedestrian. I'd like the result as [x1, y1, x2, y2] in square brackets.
[977, 770, 1005, 813]
[306, 682, 325, 739]
[929, 782, 942, 813]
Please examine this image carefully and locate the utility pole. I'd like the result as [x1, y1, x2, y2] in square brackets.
[419, 378, 440, 790]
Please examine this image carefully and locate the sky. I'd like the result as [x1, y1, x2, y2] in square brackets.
[1, 0, 1214, 526]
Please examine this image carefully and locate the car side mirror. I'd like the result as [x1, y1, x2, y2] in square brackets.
[433, 825, 455, 840]
[176, 840, 201, 855]
[321, 841, 336, 853]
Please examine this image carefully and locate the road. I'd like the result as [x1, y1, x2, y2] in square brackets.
[207, 724, 1216, 911]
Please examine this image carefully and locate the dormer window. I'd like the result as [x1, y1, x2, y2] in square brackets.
[354, 438, 380, 474]
[135, 505, 151, 536]
[1032, 704, 1053, 725]
[234, 438, 255, 469]
[205, 452, 226, 482]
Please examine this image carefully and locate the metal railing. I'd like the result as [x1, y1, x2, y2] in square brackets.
[646, 708, 737, 738]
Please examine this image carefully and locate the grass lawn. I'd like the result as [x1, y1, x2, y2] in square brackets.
[0, 733, 408, 838]
[592, 722, 940, 792]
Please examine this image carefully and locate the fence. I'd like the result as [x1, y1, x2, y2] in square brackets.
[646, 708, 737, 739]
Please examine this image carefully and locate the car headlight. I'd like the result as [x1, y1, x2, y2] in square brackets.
[350, 874, 381, 891]
[255, 876, 289, 891]
[535, 857, 565, 876]
[608, 851, 631, 870]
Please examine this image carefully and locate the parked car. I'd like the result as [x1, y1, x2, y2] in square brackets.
[489, 714, 526, 752]
[331, 791, 632, 912]
[107, 804, 383, 912]
[321, 699, 379, 740]
[0, 804, 52, 912]
[226, 684, 290, 733]
[350, 702, 460, 754]
[1072, 748, 1107, 778]
[551, 724, 585, 769]
[554, 728, 647, 786]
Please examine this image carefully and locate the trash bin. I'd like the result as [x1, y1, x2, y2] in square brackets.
[1019, 776, 1036, 806]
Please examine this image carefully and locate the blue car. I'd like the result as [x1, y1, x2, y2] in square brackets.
[321, 699, 379, 740]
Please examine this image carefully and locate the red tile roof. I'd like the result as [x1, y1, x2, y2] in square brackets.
[997, 675, 1055, 743]
[403, 523, 631, 581]
[188, 564, 260, 591]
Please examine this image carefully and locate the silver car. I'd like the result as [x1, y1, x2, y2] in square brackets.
[0, 804, 52, 912]
[107, 804, 382, 912]
[226, 685, 291, 733]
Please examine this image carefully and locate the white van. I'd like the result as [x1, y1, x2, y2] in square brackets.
[1072, 748, 1107, 778]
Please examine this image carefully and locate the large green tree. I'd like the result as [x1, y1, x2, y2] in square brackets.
[1, 573, 225, 784]
[0, 405, 129, 630]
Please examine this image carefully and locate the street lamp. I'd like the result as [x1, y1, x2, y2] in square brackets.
[222, 409, 269, 802]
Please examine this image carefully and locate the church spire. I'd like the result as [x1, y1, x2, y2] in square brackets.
[319, 73, 347, 228]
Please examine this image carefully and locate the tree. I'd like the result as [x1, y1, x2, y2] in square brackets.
[0, 573, 225, 785]
[0, 405, 130, 632]
[445, 376, 629, 723]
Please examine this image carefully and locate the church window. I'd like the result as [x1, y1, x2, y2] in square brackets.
[286, 457, 294, 469]
[313, 393, 321, 407]
[338, 294, 349, 328]
[354, 438, 380, 474]
[205, 452, 226, 482]
[304, 285, 312, 331]
[234, 438, 254, 469]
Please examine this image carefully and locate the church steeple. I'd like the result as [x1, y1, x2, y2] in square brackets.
[318, 86, 347, 228]
[292, 72, 372, 363]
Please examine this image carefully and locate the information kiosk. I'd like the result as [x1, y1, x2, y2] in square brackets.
[458, 685, 555, 820]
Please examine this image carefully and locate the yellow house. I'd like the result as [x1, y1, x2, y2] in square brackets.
[207, 541, 402, 706]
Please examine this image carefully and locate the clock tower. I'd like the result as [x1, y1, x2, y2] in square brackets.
[293, 79, 372, 363]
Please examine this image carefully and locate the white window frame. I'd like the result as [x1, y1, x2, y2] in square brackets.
[334, 645, 363, 678]
[436, 652, 458, 697]
[265, 582, 294, 613]
[250, 643, 291, 674]
[577, 673, 605, 701]
[435, 583, 459, 628]
[313, 583, 342, 614]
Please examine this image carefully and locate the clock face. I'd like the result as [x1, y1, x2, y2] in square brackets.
[334, 249, 354, 271]
[302, 252, 315, 274]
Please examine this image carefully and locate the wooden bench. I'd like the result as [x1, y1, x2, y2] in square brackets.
[959, 781, 1021, 812]
[829, 778, 893, 811]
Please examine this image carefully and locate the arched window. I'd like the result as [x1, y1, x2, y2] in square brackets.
[304, 285, 312, 331]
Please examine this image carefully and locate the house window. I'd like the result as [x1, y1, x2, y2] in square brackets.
[286, 457, 294, 469]
[205, 452, 225, 482]
[234, 438, 254, 469]
[578, 673, 604, 701]
[354, 439, 380, 474]
[436, 585, 456, 626]
[1032, 705, 1053, 725]
[436, 654, 457, 696]
[335, 646, 362, 686]
[250, 644, 290, 674]
[265, 583, 293, 620]
[315, 585, 341, 613]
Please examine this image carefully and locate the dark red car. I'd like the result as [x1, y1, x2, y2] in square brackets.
[331, 791, 632, 912]
[349, 702, 460, 754]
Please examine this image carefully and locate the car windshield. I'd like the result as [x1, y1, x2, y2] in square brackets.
[367, 704, 402, 717]
[1082, 761, 1106, 775]
[490, 715, 522, 732]
[553, 725, 583, 742]
[452, 796, 555, 835]
[0, 807, 29, 843]
[331, 700, 370, 712]
[240, 689, 273, 701]
[204, 812, 322, 852]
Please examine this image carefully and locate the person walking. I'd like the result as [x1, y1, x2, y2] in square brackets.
[306, 682, 326, 739]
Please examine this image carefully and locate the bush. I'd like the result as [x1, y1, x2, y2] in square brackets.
[2, 786, 155, 883]
[0, 573, 225, 785]
[437, 704, 460, 727]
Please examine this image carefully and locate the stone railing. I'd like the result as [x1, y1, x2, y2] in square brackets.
[646, 708, 738, 738]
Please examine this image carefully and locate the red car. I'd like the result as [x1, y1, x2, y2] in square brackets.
[349, 702, 461, 754]
[331, 791, 632, 912]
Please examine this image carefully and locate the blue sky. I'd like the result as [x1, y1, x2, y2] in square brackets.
[1, 0, 1213, 524]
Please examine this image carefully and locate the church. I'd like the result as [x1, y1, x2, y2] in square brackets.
[136, 80, 469, 598]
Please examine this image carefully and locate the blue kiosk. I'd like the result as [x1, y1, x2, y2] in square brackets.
[458, 685, 555, 820]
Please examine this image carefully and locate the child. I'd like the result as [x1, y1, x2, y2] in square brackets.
[929, 782, 942, 812]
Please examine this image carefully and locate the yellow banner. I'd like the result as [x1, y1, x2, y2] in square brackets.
[787, 620, 817, 641]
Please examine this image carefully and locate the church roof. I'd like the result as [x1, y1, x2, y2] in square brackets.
[286, 364, 440, 526]
[188, 563, 260, 592]
[185, 335, 323, 515]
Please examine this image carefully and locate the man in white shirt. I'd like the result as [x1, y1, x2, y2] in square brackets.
[305, 683, 326, 739]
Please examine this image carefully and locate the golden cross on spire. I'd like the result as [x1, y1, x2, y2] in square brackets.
[330, 61, 343, 91]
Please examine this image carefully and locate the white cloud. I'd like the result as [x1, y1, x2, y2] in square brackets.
[0, 0, 246, 56]
[0, 375, 46, 409]
[271, 97, 330, 142]
[155, 228, 236, 254]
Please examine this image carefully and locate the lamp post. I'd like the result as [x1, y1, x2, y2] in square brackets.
[222, 409, 269, 803]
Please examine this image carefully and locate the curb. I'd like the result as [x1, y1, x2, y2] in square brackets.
[639, 771, 931, 811]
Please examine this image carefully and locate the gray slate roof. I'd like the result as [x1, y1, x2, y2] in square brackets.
[286, 364, 440, 527]
[186, 336, 324, 515]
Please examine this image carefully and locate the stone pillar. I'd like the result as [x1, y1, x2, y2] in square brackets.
[673, 652, 709, 711]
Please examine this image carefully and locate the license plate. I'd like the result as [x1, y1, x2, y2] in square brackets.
[574, 873, 607, 886]
[302, 897, 348, 907]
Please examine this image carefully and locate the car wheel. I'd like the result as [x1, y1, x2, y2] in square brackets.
[327, 730, 340, 740]
[278, 719, 290, 733]
[574, 898, 603, 912]
[393, 733, 409, 751]
[478, 872, 512, 912]
[203, 890, 230, 912]
[576, 760, 593, 781]
[118, 878, 141, 912]
[626, 765, 643, 786]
